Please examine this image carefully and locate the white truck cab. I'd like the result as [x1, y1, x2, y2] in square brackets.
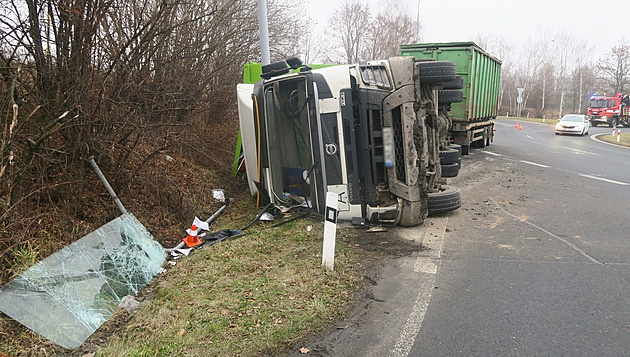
[237, 57, 462, 226]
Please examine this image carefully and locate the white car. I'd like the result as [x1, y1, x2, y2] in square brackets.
[555, 114, 590, 136]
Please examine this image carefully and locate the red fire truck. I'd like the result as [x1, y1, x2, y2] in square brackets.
[587, 93, 630, 127]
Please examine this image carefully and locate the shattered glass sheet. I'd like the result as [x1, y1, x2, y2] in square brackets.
[0, 213, 165, 349]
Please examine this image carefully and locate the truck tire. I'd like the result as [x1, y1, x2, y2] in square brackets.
[461, 145, 470, 155]
[428, 185, 461, 215]
[441, 162, 459, 177]
[472, 138, 485, 148]
[418, 61, 456, 84]
[447, 144, 462, 155]
[609, 117, 618, 127]
[438, 90, 463, 104]
[439, 148, 459, 163]
[443, 76, 464, 89]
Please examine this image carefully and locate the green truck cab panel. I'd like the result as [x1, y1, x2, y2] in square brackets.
[400, 42, 502, 122]
[243, 63, 335, 84]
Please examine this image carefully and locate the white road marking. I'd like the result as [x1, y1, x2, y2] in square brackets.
[494, 202, 603, 265]
[495, 152, 627, 187]
[579, 174, 630, 186]
[563, 146, 597, 155]
[519, 160, 550, 168]
[390, 215, 449, 357]
[482, 151, 502, 157]
[526, 135, 533, 139]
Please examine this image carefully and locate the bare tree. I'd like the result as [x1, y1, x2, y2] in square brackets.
[363, 1, 418, 59]
[0, 0, 306, 267]
[325, 0, 371, 64]
[598, 39, 630, 94]
[325, 0, 418, 64]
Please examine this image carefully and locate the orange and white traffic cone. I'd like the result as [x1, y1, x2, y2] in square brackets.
[183, 224, 202, 247]
[515, 120, 519, 128]
[518, 122, 523, 130]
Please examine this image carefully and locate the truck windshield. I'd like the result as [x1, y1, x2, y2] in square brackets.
[263, 77, 312, 202]
[589, 99, 608, 108]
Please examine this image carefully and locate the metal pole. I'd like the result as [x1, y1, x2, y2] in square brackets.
[87, 156, 128, 215]
[257, 0, 270, 65]
[578, 71, 583, 114]
[416, 0, 421, 38]
[205, 204, 227, 224]
[559, 43, 567, 117]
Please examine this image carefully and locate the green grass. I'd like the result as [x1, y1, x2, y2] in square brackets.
[97, 215, 363, 357]
[598, 131, 630, 147]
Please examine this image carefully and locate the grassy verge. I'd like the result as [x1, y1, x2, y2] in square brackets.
[93, 209, 363, 357]
[597, 132, 630, 147]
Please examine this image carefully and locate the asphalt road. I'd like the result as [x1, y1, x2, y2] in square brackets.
[410, 119, 630, 356]
[288, 119, 630, 356]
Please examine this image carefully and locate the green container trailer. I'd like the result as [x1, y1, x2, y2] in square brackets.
[400, 42, 502, 153]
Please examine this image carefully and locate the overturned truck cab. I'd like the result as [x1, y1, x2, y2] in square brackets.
[237, 57, 462, 226]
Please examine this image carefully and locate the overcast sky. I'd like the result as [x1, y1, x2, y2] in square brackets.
[305, 0, 628, 62]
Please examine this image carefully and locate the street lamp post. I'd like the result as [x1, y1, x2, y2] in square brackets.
[257, 0, 270, 65]
[416, 0, 421, 39]
[553, 40, 568, 118]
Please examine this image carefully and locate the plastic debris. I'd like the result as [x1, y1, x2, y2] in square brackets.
[201, 229, 242, 247]
[191, 217, 209, 232]
[212, 189, 226, 202]
[259, 212, 274, 221]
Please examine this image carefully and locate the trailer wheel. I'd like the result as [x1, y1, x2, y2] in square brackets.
[428, 185, 461, 215]
[441, 162, 459, 178]
[439, 148, 460, 163]
[443, 76, 464, 89]
[438, 90, 464, 104]
[472, 137, 485, 148]
[417, 61, 456, 84]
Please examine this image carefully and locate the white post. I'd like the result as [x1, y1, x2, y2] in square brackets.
[618, 130, 621, 143]
[322, 192, 338, 271]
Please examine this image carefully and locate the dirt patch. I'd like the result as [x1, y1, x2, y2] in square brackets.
[345, 226, 424, 257]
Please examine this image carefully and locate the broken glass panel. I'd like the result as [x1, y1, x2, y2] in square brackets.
[0, 213, 165, 349]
